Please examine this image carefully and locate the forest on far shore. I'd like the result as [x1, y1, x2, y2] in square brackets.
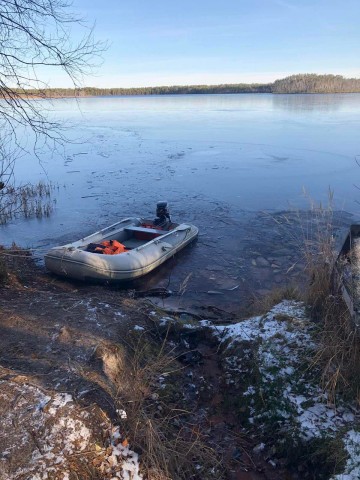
[18, 74, 360, 97]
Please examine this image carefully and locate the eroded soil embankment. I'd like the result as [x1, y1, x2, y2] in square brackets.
[0, 250, 300, 479]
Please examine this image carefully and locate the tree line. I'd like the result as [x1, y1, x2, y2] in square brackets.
[272, 74, 360, 93]
[15, 74, 360, 98]
[19, 83, 272, 97]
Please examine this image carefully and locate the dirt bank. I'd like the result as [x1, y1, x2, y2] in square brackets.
[0, 248, 298, 479]
[1, 240, 358, 480]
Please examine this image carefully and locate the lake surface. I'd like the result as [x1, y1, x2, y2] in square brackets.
[1, 93, 360, 312]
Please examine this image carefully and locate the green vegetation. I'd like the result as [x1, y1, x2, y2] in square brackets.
[20, 74, 360, 98]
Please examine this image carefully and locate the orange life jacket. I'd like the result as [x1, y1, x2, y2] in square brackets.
[94, 239, 127, 255]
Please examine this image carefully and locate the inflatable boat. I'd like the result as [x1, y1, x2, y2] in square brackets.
[44, 203, 198, 282]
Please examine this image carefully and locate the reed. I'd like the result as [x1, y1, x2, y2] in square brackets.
[302, 192, 336, 319]
[0, 180, 56, 224]
[0, 247, 7, 284]
[261, 191, 360, 402]
[299, 191, 360, 402]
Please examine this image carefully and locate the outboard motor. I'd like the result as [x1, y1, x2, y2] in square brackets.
[154, 201, 171, 228]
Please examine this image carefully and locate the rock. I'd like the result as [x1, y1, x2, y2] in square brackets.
[178, 350, 203, 365]
[256, 257, 270, 267]
[232, 448, 242, 460]
[58, 326, 72, 343]
[206, 265, 223, 271]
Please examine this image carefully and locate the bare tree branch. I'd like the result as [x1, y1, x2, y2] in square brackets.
[0, 0, 106, 220]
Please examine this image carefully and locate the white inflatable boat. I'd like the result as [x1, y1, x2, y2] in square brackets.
[44, 207, 198, 282]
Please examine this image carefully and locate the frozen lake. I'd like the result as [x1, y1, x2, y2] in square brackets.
[1, 93, 360, 312]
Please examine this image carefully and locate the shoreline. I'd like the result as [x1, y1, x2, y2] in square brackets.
[1, 246, 359, 479]
[19, 90, 360, 100]
[14, 73, 360, 98]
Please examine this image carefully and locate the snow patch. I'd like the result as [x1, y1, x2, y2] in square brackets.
[214, 300, 360, 476]
[0, 382, 143, 480]
[331, 430, 360, 480]
[47, 393, 73, 415]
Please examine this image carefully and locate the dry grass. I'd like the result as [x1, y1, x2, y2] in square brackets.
[252, 284, 301, 315]
[301, 200, 336, 320]
[264, 192, 360, 403]
[0, 243, 31, 285]
[256, 193, 339, 317]
[298, 193, 360, 403]
[311, 294, 360, 404]
[0, 245, 7, 284]
[98, 332, 222, 480]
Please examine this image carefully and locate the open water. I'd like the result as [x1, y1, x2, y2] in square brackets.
[1, 93, 360, 312]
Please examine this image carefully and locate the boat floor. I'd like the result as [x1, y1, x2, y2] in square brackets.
[122, 237, 148, 249]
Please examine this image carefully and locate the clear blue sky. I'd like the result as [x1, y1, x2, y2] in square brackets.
[56, 0, 360, 88]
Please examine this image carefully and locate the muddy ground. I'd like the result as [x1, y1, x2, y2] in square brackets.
[0, 249, 296, 479]
[0, 209, 353, 479]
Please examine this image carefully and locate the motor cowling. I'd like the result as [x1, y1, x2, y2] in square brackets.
[154, 201, 171, 227]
